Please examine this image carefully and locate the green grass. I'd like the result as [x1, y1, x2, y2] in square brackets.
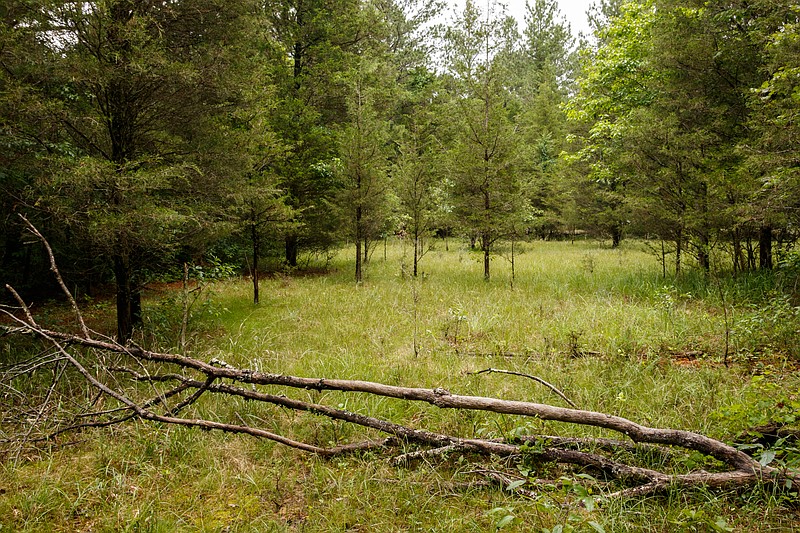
[2, 238, 799, 532]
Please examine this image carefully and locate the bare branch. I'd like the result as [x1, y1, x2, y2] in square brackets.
[11, 360, 66, 464]
[38, 383, 193, 443]
[167, 375, 215, 416]
[10, 326, 780, 478]
[468, 367, 579, 408]
[19, 214, 90, 339]
[3, 286, 39, 328]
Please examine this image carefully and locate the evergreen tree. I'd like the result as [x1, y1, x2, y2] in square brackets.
[337, 55, 393, 283]
[266, 0, 363, 267]
[443, 0, 525, 280]
[2, 0, 265, 340]
[392, 69, 447, 277]
[516, 0, 576, 240]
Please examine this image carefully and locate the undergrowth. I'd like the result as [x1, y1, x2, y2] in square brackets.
[2, 238, 799, 532]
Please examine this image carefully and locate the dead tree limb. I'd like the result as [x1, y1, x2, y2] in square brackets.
[19, 214, 90, 339]
[4, 313, 796, 497]
[15, 326, 765, 474]
[468, 367, 578, 408]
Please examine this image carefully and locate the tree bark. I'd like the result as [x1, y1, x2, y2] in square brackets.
[355, 206, 363, 283]
[483, 190, 491, 281]
[285, 234, 298, 268]
[732, 228, 743, 275]
[252, 219, 260, 305]
[698, 231, 710, 273]
[483, 233, 490, 281]
[113, 254, 134, 342]
[611, 227, 622, 248]
[759, 225, 773, 270]
[413, 233, 419, 277]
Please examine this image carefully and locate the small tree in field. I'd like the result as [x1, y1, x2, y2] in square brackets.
[443, 0, 525, 280]
[393, 129, 443, 277]
[338, 57, 393, 283]
[392, 67, 447, 277]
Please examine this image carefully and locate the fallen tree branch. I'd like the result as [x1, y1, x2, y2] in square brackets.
[20, 214, 90, 339]
[5, 314, 796, 496]
[18, 327, 766, 473]
[36, 383, 193, 443]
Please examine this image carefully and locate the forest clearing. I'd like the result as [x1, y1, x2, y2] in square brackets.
[2, 239, 799, 532]
[3, 0, 800, 529]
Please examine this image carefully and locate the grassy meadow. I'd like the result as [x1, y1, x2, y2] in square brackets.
[2, 238, 799, 532]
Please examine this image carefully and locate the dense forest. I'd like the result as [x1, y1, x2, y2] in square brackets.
[1, 0, 799, 341]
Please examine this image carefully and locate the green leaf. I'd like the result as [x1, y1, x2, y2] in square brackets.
[711, 517, 734, 532]
[759, 450, 777, 466]
[582, 497, 595, 512]
[506, 479, 526, 491]
[496, 514, 515, 529]
[587, 521, 606, 533]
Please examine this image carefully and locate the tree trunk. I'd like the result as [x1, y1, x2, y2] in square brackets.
[355, 206, 363, 283]
[759, 225, 773, 270]
[611, 226, 622, 248]
[510, 237, 515, 288]
[483, 190, 490, 281]
[732, 229, 742, 275]
[113, 254, 134, 343]
[746, 234, 756, 270]
[482, 232, 490, 281]
[252, 221, 260, 305]
[413, 233, 419, 277]
[698, 232, 710, 273]
[285, 234, 298, 268]
[675, 229, 682, 276]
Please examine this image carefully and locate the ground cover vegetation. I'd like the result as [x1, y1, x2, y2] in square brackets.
[2, 0, 800, 530]
[2, 238, 800, 531]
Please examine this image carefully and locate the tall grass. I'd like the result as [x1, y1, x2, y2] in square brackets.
[2, 238, 798, 532]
